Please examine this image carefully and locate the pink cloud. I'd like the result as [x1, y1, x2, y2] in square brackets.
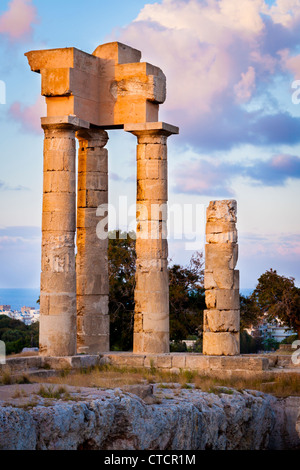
[9, 96, 46, 133]
[0, 0, 37, 41]
[115, 0, 300, 144]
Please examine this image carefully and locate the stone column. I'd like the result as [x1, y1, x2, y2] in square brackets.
[76, 129, 110, 354]
[40, 120, 77, 356]
[125, 122, 179, 354]
[203, 200, 240, 356]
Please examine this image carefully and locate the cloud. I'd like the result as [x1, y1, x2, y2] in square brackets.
[173, 153, 300, 196]
[116, 0, 300, 151]
[0, 180, 29, 191]
[0, 0, 38, 42]
[0, 226, 41, 288]
[8, 95, 46, 134]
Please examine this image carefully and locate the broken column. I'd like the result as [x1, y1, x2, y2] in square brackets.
[125, 122, 179, 354]
[76, 129, 110, 354]
[39, 118, 78, 356]
[203, 200, 240, 356]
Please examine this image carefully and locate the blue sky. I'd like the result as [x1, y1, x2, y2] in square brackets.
[0, 0, 300, 289]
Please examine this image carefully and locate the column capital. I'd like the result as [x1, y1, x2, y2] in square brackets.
[76, 127, 109, 148]
[124, 122, 179, 138]
[41, 115, 90, 131]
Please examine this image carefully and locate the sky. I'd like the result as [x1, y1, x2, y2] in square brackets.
[0, 0, 299, 290]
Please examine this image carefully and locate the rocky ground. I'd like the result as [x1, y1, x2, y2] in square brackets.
[0, 383, 299, 450]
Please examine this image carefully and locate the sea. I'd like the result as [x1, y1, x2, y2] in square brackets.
[0, 287, 253, 312]
[0, 288, 40, 311]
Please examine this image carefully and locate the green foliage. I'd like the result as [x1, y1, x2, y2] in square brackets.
[170, 340, 187, 352]
[0, 315, 39, 355]
[108, 230, 136, 351]
[281, 334, 298, 345]
[169, 252, 205, 341]
[252, 269, 300, 338]
[262, 336, 279, 352]
[240, 294, 262, 330]
[240, 330, 262, 354]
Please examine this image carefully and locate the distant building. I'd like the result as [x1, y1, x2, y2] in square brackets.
[247, 315, 295, 343]
[0, 305, 11, 311]
[21, 306, 35, 314]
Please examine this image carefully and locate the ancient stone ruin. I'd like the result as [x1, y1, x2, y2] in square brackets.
[203, 200, 240, 356]
[26, 41, 240, 358]
[25, 42, 178, 357]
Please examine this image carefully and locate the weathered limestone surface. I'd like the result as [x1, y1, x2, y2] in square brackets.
[25, 42, 166, 127]
[39, 120, 78, 356]
[2, 384, 297, 450]
[76, 129, 109, 354]
[203, 200, 240, 356]
[125, 123, 179, 354]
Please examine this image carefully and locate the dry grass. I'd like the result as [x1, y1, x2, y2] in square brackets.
[32, 364, 300, 398]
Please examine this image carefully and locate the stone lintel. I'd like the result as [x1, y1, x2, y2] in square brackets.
[124, 122, 179, 137]
[41, 115, 90, 130]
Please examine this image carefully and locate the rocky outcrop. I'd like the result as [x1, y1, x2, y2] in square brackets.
[1, 384, 299, 450]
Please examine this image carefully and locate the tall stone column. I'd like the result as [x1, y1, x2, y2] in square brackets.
[76, 129, 110, 354]
[40, 120, 77, 356]
[203, 200, 240, 356]
[125, 122, 178, 354]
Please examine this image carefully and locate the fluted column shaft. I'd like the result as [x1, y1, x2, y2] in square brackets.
[76, 129, 109, 354]
[128, 127, 174, 354]
[40, 123, 77, 356]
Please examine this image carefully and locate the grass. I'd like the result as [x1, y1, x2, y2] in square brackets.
[31, 364, 300, 398]
[37, 385, 72, 401]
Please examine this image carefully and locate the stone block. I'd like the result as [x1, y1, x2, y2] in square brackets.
[203, 332, 240, 356]
[137, 143, 167, 161]
[42, 211, 76, 231]
[43, 171, 75, 193]
[216, 289, 240, 310]
[134, 331, 169, 354]
[40, 292, 76, 316]
[77, 273, 109, 296]
[171, 354, 186, 369]
[136, 238, 168, 260]
[41, 272, 76, 293]
[206, 221, 236, 235]
[39, 313, 77, 356]
[205, 243, 237, 271]
[204, 271, 217, 290]
[78, 172, 108, 191]
[78, 151, 108, 173]
[204, 309, 240, 333]
[77, 295, 109, 316]
[43, 193, 75, 214]
[206, 230, 237, 244]
[212, 269, 234, 289]
[77, 189, 107, 209]
[207, 200, 237, 223]
[77, 313, 109, 337]
[205, 289, 216, 309]
[185, 355, 210, 370]
[137, 179, 168, 201]
[142, 312, 169, 332]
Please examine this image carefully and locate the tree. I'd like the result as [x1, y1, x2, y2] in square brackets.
[0, 316, 39, 355]
[169, 252, 205, 341]
[108, 230, 136, 351]
[240, 294, 262, 331]
[108, 231, 205, 350]
[251, 269, 300, 339]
